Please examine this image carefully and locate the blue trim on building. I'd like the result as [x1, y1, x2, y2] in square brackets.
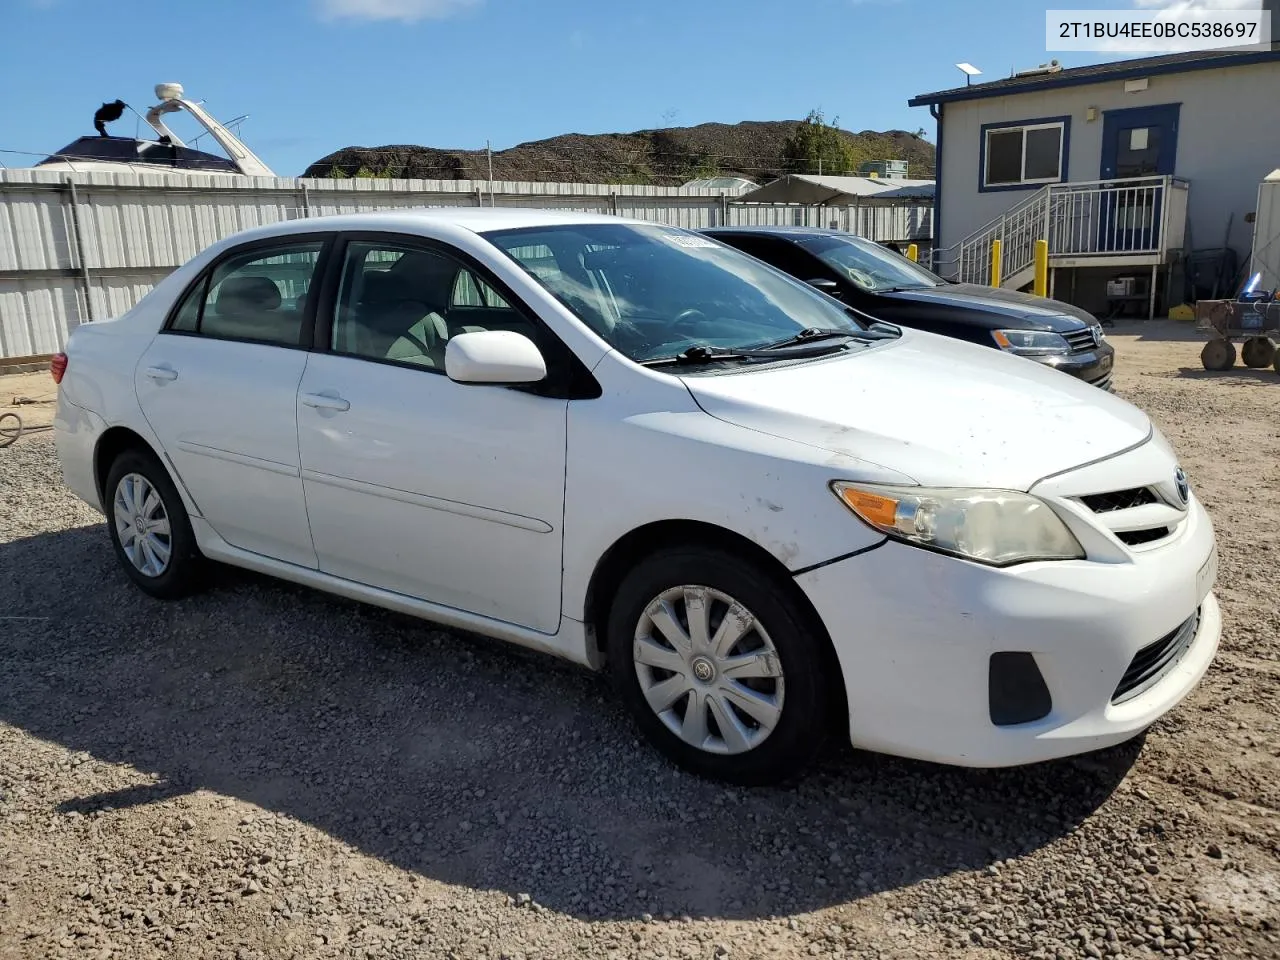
[977, 116, 1072, 194]
[909, 49, 1280, 107]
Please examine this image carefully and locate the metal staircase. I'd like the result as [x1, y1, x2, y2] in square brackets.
[932, 176, 1188, 291]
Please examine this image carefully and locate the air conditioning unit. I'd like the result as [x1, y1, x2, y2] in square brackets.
[1014, 59, 1062, 78]
[1108, 277, 1137, 297]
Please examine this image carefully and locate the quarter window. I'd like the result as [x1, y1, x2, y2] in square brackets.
[983, 121, 1066, 189]
[169, 241, 324, 346]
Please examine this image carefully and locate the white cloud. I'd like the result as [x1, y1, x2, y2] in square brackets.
[1131, 0, 1261, 10]
[315, 0, 480, 23]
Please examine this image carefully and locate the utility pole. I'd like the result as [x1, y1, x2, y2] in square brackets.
[486, 140, 495, 207]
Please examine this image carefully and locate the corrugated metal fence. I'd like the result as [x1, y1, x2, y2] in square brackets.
[0, 169, 933, 359]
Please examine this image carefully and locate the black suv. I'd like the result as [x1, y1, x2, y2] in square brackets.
[702, 226, 1115, 389]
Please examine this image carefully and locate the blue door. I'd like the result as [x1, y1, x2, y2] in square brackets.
[1099, 103, 1180, 252]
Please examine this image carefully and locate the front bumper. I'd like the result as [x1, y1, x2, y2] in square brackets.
[795, 494, 1219, 768]
[1034, 342, 1116, 390]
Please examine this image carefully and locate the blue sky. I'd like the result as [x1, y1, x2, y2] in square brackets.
[0, 0, 1257, 176]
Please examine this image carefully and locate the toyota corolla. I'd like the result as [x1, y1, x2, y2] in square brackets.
[51, 209, 1219, 784]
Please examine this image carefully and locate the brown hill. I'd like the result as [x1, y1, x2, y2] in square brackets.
[303, 120, 935, 185]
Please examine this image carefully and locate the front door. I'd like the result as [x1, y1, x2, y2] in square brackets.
[295, 236, 569, 634]
[135, 235, 330, 568]
[1099, 103, 1180, 252]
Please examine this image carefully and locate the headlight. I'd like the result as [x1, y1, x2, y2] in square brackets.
[991, 329, 1071, 357]
[832, 482, 1085, 566]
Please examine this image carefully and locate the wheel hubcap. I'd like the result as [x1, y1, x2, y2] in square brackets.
[632, 585, 785, 756]
[113, 473, 172, 578]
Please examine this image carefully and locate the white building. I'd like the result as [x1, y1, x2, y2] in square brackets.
[911, 44, 1280, 317]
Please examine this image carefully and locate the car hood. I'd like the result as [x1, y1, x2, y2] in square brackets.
[681, 332, 1150, 490]
[882, 283, 1096, 328]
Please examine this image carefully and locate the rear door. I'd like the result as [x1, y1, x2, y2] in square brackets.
[135, 235, 332, 568]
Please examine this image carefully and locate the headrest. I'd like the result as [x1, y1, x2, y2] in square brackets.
[215, 276, 281, 315]
[389, 252, 457, 303]
[360, 271, 415, 304]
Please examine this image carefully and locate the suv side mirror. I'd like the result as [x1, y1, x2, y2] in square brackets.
[445, 330, 547, 385]
[806, 278, 842, 298]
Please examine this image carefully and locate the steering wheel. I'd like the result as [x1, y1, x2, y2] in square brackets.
[672, 308, 708, 328]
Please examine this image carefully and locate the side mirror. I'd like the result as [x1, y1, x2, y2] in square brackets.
[445, 330, 547, 385]
[806, 278, 842, 298]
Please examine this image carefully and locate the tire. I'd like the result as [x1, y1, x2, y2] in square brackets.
[104, 447, 204, 599]
[1200, 339, 1236, 371]
[1241, 336, 1276, 369]
[606, 546, 833, 786]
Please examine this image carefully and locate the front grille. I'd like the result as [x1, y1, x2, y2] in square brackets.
[1089, 372, 1115, 392]
[1081, 487, 1158, 512]
[1112, 608, 1201, 703]
[1063, 327, 1100, 353]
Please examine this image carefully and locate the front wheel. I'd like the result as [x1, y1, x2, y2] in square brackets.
[104, 448, 204, 599]
[606, 546, 834, 785]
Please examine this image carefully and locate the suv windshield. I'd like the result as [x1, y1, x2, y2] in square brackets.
[483, 223, 864, 363]
[799, 234, 945, 293]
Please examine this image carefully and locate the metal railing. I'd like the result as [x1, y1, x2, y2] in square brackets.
[934, 175, 1188, 286]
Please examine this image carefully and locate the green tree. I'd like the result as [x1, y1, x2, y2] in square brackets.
[781, 110, 857, 176]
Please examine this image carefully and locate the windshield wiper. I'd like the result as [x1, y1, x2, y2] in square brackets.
[639, 338, 854, 367]
[638, 345, 766, 367]
[759, 328, 863, 349]
[760, 327, 897, 349]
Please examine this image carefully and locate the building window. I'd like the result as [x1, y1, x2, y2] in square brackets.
[981, 119, 1068, 190]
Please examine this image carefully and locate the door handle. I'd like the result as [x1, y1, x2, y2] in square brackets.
[301, 392, 350, 413]
[144, 366, 178, 382]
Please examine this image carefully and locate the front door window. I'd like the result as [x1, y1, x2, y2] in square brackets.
[1115, 125, 1162, 178]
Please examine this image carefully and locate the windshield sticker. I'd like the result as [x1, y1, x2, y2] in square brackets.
[662, 234, 719, 249]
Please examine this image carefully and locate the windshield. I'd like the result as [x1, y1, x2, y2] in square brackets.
[482, 223, 863, 363]
[799, 234, 944, 293]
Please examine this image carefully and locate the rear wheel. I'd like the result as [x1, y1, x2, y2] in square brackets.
[1200, 338, 1236, 371]
[104, 448, 204, 599]
[606, 546, 833, 785]
[1241, 336, 1276, 369]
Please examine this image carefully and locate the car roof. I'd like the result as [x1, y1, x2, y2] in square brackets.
[700, 225, 860, 241]
[208, 207, 652, 248]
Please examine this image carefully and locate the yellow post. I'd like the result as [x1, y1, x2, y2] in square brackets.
[905, 243, 919, 263]
[990, 239, 1003, 288]
[1033, 239, 1049, 297]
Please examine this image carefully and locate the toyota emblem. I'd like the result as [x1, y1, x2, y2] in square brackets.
[1174, 467, 1189, 505]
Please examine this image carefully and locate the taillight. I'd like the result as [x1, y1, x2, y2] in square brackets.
[51, 351, 68, 384]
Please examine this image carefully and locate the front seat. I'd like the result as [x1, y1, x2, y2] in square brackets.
[381, 253, 457, 367]
[355, 272, 443, 365]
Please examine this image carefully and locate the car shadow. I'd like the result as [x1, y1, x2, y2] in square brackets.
[0, 525, 1140, 922]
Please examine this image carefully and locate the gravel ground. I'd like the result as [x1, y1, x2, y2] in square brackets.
[1, 322, 1277, 960]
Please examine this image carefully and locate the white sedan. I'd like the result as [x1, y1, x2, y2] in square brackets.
[51, 209, 1220, 784]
